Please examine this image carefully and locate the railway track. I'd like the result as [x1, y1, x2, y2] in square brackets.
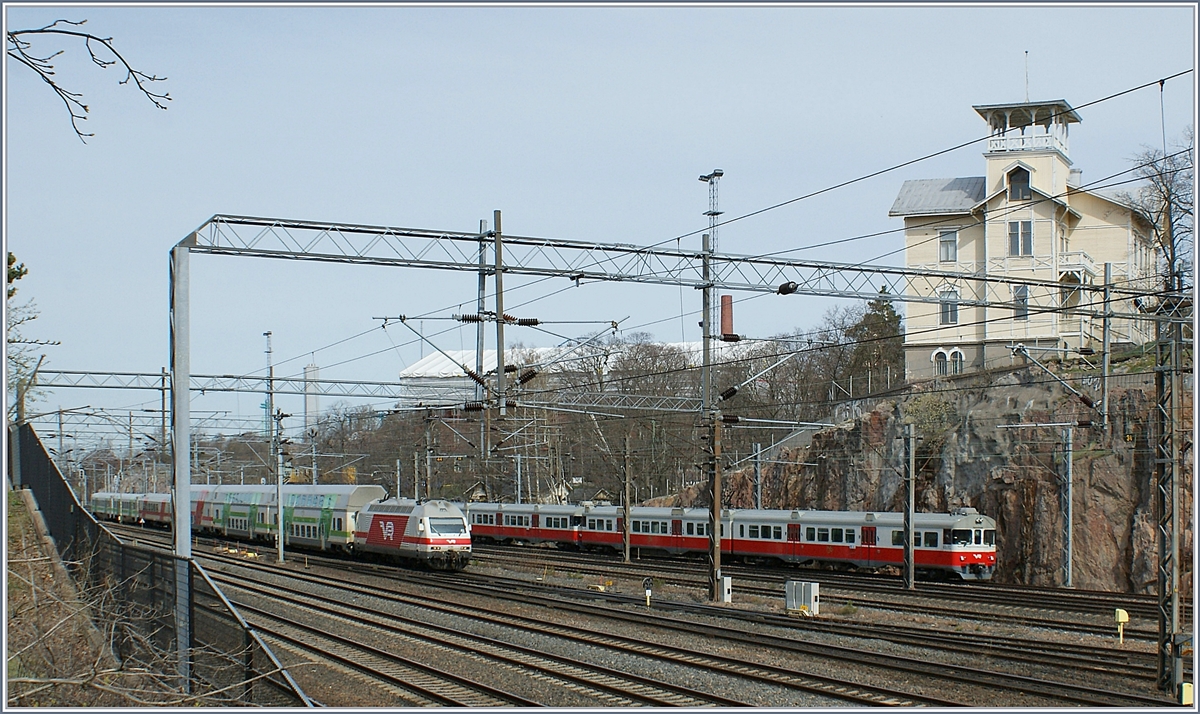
[197, 544, 1172, 708]
[472, 544, 1182, 640]
[106, 523, 1182, 706]
[204, 555, 946, 707]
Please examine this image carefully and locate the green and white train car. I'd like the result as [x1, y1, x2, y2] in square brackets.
[190, 484, 387, 552]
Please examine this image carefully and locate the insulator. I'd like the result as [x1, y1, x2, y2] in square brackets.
[504, 364, 518, 373]
[464, 369, 487, 387]
[502, 313, 518, 323]
[720, 333, 741, 343]
[777, 281, 799, 295]
[1077, 419, 1093, 428]
[516, 318, 540, 327]
[719, 386, 738, 401]
[1077, 394, 1095, 408]
[518, 368, 538, 385]
[463, 402, 484, 412]
[455, 314, 484, 323]
[721, 414, 741, 424]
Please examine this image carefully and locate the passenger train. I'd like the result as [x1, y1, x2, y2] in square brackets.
[466, 501, 997, 580]
[90, 488, 997, 580]
[90, 485, 472, 571]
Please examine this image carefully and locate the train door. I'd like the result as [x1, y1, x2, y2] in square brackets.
[671, 519, 683, 553]
[787, 523, 801, 562]
[861, 526, 877, 567]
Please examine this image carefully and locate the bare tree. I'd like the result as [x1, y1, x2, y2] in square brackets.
[6, 253, 58, 421]
[6, 18, 170, 142]
[1118, 127, 1194, 290]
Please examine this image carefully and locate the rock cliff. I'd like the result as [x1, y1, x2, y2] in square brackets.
[668, 365, 1193, 594]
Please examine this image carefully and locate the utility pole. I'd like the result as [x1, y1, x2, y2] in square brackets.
[310, 434, 318, 485]
[515, 453, 522, 505]
[494, 210, 506, 417]
[276, 438, 285, 564]
[264, 330, 275, 490]
[624, 435, 631, 564]
[395, 458, 401, 500]
[1063, 425, 1074, 588]
[413, 452, 420, 500]
[753, 443, 762, 510]
[160, 367, 168, 464]
[903, 423, 915, 591]
[1154, 283, 1186, 698]
[477, 218, 488, 460]
[1102, 263, 1112, 430]
[708, 410, 723, 602]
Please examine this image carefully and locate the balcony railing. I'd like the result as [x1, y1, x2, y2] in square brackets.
[1058, 250, 1097, 278]
[987, 133, 1068, 155]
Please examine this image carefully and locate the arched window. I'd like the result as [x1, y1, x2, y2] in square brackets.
[1009, 167, 1031, 200]
[934, 352, 948, 376]
[950, 351, 964, 374]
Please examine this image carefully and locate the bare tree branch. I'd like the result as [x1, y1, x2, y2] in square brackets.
[6, 18, 170, 142]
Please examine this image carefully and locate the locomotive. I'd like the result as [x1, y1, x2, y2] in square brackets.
[89, 485, 473, 571]
[466, 501, 997, 581]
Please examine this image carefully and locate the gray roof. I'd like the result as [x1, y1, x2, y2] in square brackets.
[889, 177, 986, 217]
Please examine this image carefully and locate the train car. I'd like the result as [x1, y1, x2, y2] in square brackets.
[90, 492, 153, 524]
[190, 484, 387, 553]
[725, 507, 996, 580]
[355, 498, 471, 571]
[465, 502, 585, 548]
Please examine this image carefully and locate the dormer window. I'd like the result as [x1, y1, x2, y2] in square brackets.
[1009, 167, 1031, 201]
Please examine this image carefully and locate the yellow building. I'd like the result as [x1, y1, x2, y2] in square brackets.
[891, 99, 1159, 380]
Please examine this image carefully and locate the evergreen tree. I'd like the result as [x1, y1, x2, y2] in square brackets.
[844, 288, 904, 391]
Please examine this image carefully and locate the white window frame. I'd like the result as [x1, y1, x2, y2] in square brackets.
[938, 230, 958, 262]
[939, 289, 959, 325]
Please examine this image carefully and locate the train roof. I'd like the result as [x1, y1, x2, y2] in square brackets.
[191, 484, 387, 508]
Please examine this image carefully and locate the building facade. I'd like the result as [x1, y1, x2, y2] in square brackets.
[892, 99, 1159, 380]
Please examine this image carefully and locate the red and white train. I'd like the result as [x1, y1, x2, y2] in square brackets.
[91, 487, 998, 580]
[466, 501, 997, 580]
[90, 485, 472, 571]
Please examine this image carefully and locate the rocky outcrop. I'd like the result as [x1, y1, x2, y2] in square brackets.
[679, 366, 1192, 594]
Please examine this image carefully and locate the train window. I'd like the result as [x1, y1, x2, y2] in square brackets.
[974, 529, 982, 545]
[892, 530, 904, 546]
[686, 522, 694, 535]
[607, 520, 614, 531]
[817, 528, 830, 542]
[806, 526, 816, 541]
[943, 528, 952, 544]
[984, 529, 995, 546]
[831, 528, 844, 543]
[749, 525, 760, 538]
[632, 521, 641, 533]
[924, 531, 939, 548]
[844, 529, 855, 544]
[571, 516, 583, 527]
[951, 529, 972, 545]
[696, 522, 706, 536]
[429, 518, 468, 536]
[773, 526, 782, 540]
[742, 524, 748, 538]
[653, 521, 663, 534]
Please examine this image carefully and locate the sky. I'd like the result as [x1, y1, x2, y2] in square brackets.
[3, 2, 1196, 449]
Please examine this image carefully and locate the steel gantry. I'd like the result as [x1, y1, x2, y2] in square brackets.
[166, 211, 1185, 681]
[183, 214, 1162, 319]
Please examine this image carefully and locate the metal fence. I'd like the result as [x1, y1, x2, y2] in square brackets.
[8, 423, 312, 706]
